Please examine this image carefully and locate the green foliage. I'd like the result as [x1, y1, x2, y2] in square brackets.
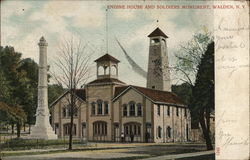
[0, 102, 26, 124]
[190, 42, 214, 116]
[48, 84, 65, 106]
[172, 83, 192, 105]
[17, 58, 39, 125]
[0, 45, 65, 131]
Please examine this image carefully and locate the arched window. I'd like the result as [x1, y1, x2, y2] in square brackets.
[167, 126, 171, 138]
[104, 101, 109, 115]
[111, 65, 117, 75]
[98, 66, 105, 75]
[91, 102, 96, 115]
[62, 107, 67, 118]
[104, 66, 110, 75]
[158, 126, 162, 138]
[123, 104, 128, 116]
[93, 121, 107, 136]
[137, 103, 142, 116]
[124, 122, 141, 136]
[97, 100, 103, 115]
[129, 101, 135, 116]
[151, 38, 160, 44]
[63, 123, 76, 136]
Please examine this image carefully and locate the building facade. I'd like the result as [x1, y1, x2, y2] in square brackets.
[51, 28, 192, 143]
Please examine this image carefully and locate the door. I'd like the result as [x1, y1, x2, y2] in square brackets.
[114, 123, 120, 142]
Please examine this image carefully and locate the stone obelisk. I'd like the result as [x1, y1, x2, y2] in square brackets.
[30, 37, 57, 139]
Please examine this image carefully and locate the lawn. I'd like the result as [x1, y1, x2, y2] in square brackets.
[0, 138, 85, 150]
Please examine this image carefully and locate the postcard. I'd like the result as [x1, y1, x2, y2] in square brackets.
[0, 0, 249, 160]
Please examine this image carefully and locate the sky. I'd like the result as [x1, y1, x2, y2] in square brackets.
[1, 0, 213, 87]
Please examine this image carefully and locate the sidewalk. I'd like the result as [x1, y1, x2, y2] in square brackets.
[141, 150, 214, 160]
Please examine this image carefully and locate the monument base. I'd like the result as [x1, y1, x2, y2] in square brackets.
[29, 125, 58, 140]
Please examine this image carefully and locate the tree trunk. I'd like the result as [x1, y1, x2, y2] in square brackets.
[11, 124, 14, 134]
[29, 124, 31, 134]
[16, 122, 21, 138]
[68, 92, 74, 150]
[199, 108, 213, 150]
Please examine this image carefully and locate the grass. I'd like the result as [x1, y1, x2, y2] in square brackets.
[1, 146, 136, 157]
[0, 138, 84, 150]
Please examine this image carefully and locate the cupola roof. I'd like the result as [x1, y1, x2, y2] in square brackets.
[94, 53, 120, 63]
[148, 27, 168, 38]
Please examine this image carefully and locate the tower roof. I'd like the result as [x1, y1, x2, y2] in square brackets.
[94, 53, 120, 63]
[148, 27, 168, 38]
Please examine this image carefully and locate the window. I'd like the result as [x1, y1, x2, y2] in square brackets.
[137, 103, 142, 116]
[73, 108, 78, 117]
[125, 126, 129, 135]
[97, 100, 103, 115]
[93, 121, 107, 136]
[152, 86, 155, 89]
[129, 101, 135, 116]
[104, 101, 109, 115]
[62, 107, 67, 117]
[124, 123, 141, 136]
[123, 104, 127, 116]
[63, 123, 76, 136]
[184, 108, 187, 117]
[158, 126, 162, 138]
[91, 102, 96, 115]
[167, 106, 170, 116]
[157, 105, 160, 116]
[151, 38, 160, 44]
[167, 126, 171, 138]
[176, 107, 179, 116]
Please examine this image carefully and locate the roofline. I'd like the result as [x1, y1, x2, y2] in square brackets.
[87, 81, 126, 86]
[50, 90, 86, 108]
[112, 85, 186, 107]
[49, 90, 69, 107]
[112, 86, 132, 102]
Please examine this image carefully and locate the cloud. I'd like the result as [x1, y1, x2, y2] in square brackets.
[113, 9, 136, 20]
[30, 1, 104, 30]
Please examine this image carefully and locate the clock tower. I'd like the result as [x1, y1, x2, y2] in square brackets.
[146, 27, 171, 91]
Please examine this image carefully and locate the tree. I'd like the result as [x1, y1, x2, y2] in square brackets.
[0, 46, 27, 137]
[0, 102, 26, 129]
[190, 42, 214, 150]
[173, 27, 213, 86]
[17, 58, 39, 132]
[173, 28, 214, 150]
[51, 38, 91, 150]
[171, 83, 192, 105]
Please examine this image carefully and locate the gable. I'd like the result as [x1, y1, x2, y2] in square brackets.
[113, 85, 185, 107]
[50, 89, 86, 108]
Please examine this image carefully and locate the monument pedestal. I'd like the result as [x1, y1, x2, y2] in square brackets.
[30, 113, 57, 139]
